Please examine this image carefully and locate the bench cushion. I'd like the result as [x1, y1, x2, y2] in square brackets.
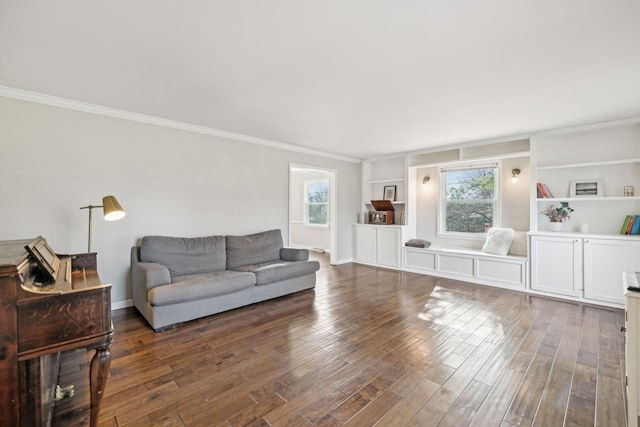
[231, 260, 320, 285]
[141, 235, 227, 278]
[148, 270, 255, 306]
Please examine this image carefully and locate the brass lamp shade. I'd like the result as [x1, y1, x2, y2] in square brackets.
[80, 195, 126, 252]
[103, 195, 126, 221]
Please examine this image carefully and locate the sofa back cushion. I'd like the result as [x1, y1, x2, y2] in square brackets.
[140, 235, 226, 278]
[226, 229, 283, 269]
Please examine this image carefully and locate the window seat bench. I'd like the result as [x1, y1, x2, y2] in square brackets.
[403, 245, 528, 290]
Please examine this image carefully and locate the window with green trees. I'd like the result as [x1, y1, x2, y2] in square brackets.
[440, 164, 500, 234]
[305, 180, 329, 226]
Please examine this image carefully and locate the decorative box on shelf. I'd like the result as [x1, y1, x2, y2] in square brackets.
[368, 200, 395, 224]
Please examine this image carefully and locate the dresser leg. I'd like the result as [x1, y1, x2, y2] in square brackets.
[89, 347, 111, 427]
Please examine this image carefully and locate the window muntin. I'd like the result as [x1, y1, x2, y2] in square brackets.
[439, 164, 499, 234]
[305, 180, 329, 226]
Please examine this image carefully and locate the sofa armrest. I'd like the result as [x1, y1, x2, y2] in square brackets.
[280, 247, 309, 262]
[133, 262, 172, 292]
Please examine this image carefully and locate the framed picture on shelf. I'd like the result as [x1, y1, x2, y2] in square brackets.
[569, 179, 604, 197]
[383, 185, 397, 201]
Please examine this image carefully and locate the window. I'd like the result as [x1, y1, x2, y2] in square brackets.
[439, 163, 500, 235]
[304, 180, 329, 226]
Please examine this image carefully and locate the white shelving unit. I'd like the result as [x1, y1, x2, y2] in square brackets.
[531, 122, 640, 234]
[530, 120, 640, 307]
[361, 156, 408, 224]
[355, 156, 415, 270]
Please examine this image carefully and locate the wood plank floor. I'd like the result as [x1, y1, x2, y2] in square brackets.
[89, 254, 627, 426]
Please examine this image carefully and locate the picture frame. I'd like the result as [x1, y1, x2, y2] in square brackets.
[383, 185, 397, 201]
[569, 179, 604, 197]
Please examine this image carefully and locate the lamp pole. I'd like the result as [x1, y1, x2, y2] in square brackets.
[80, 204, 102, 253]
[80, 196, 125, 253]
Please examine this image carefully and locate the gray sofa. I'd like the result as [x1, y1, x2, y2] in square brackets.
[131, 229, 320, 330]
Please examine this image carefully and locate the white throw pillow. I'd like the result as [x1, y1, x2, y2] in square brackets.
[482, 227, 515, 256]
[508, 231, 527, 256]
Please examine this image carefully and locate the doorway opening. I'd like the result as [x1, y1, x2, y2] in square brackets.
[289, 164, 337, 265]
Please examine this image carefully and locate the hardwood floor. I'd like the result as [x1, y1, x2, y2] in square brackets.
[89, 254, 627, 426]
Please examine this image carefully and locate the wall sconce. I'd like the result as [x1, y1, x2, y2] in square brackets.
[422, 175, 430, 187]
[511, 168, 521, 183]
[80, 195, 126, 253]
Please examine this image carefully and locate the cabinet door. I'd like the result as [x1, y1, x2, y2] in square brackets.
[376, 227, 400, 267]
[531, 235, 582, 297]
[354, 226, 377, 264]
[584, 239, 640, 305]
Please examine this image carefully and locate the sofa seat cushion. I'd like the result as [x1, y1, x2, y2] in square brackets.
[231, 260, 320, 285]
[226, 229, 283, 269]
[148, 270, 255, 306]
[141, 235, 226, 279]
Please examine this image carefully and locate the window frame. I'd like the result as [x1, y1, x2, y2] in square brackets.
[437, 161, 502, 239]
[303, 179, 330, 228]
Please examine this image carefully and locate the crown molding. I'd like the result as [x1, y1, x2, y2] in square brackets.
[0, 85, 360, 163]
[530, 115, 640, 139]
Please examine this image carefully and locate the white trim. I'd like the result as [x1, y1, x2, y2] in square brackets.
[304, 179, 330, 226]
[413, 152, 529, 169]
[331, 258, 353, 265]
[408, 135, 532, 158]
[289, 163, 338, 265]
[531, 116, 640, 138]
[112, 299, 133, 310]
[437, 160, 502, 236]
[0, 85, 360, 163]
[363, 153, 408, 163]
[288, 243, 331, 254]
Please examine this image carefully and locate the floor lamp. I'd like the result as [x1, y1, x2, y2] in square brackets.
[80, 195, 126, 253]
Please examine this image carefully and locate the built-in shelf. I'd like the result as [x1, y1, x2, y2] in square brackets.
[536, 196, 640, 202]
[367, 178, 405, 184]
[537, 158, 640, 170]
[531, 230, 640, 239]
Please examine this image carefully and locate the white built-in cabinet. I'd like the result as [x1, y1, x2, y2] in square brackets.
[530, 233, 640, 306]
[352, 119, 640, 309]
[529, 120, 640, 307]
[530, 234, 582, 297]
[353, 224, 414, 269]
[354, 156, 414, 269]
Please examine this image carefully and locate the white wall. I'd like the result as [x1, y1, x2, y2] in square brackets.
[0, 97, 359, 306]
[290, 170, 331, 251]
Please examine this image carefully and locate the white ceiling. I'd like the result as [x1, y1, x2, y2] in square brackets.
[1, 1, 639, 160]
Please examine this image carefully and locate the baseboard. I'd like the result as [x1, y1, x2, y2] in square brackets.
[332, 258, 353, 265]
[112, 299, 134, 310]
[290, 243, 331, 254]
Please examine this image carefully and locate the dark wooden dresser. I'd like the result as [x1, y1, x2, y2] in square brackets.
[0, 237, 114, 427]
